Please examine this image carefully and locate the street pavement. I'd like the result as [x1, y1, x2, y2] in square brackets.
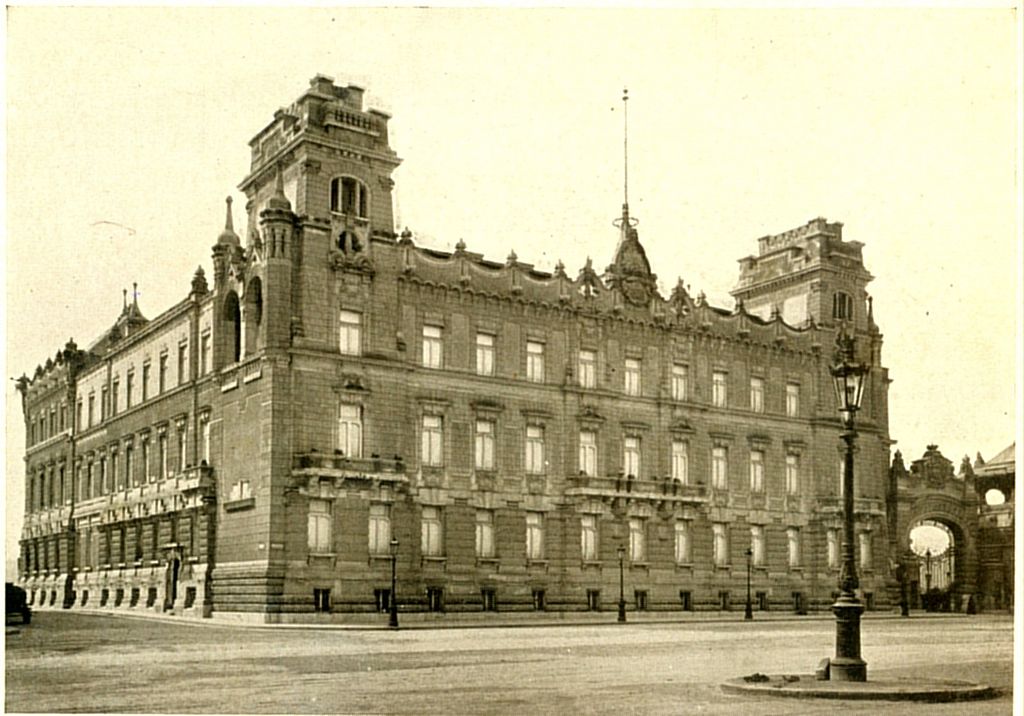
[4, 612, 1013, 714]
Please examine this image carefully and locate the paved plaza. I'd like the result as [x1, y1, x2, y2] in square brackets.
[4, 612, 1013, 714]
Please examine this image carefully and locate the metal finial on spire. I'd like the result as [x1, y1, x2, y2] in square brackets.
[622, 87, 629, 210]
[132, 282, 138, 306]
[612, 88, 638, 234]
[122, 289, 128, 310]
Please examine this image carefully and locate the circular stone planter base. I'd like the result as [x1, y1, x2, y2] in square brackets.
[721, 674, 996, 702]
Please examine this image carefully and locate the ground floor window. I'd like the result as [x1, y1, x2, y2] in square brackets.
[481, 588, 497, 612]
[532, 589, 546, 611]
[793, 591, 805, 614]
[146, 587, 157, 608]
[634, 589, 648, 611]
[313, 588, 331, 613]
[679, 590, 692, 611]
[756, 591, 768, 611]
[719, 590, 730, 610]
[374, 588, 392, 612]
[427, 587, 445, 612]
[587, 589, 601, 611]
[130, 588, 140, 607]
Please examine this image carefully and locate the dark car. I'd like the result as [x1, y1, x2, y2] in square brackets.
[6, 582, 32, 625]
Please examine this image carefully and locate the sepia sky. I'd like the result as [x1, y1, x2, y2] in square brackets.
[3, 7, 1019, 573]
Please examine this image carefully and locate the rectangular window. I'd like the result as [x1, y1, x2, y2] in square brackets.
[578, 430, 597, 477]
[712, 371, 727, 407]
[201, 420, 211, 464]
[786, 383, 800, 417]
[111, 380, 119, 416]
[526, 341, 545, 382]
[624, 358, 641, 396]
[578, 350, 596, 388]
[587, 589, 601, 611]
[475, 333, 495, 376]
[141, 440, 151, 483]
[525, 426, 545, 474]
[532, 589, 546, 611]
[159, 354, 168, 394]
[126, 372, 134, 409]
[126, 447, 135, 488]
[858, 531, 872, 570]
[750, 376, 764, 413]
[426, 587, 445, 612]
[634, 590, 648, 611]
[339, 310, 362, 355]
[785, 454, 799, 495]
[623, 436, 641, 478]
[474, 420, 495, 471]
[307, 499, 332, 553]
[338, 404, 363, 458]
[76, 400, 83, 432]
[142, 363, 150, 402]
[526, 512, 544, 560]
[671, 440, 689, 484]
[422, 325, 443, 368]
[89, 394, 96, 426]
[177, 343, 188, 385]
[788, 527, 802, 568]
[629, 518, 646, 561]
[671, 364, 688, 401]
[200, 333, 211, 376]
[374, 588, 392, 613]
[751, 525, 765, 567]
[421, 415, 443, 467]
[674, 521, 692, 564]
[475, 510, 495, 558]
[421, 506, 443, 557]
[177, 426, 187, 473]
[712, 446, 728, 489]
[749, 449, 765, 492]
[368, 503, 391, 555]
[313, 588, 331, 613]
[580, 514, 598, 561]
[713, 522, 729, 567]
[481, 588, 497, 612]
[827, 528, 839, 569]
[680, 590, 693, 611]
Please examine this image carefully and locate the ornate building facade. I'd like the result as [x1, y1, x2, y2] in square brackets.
[17, 75, 895, 621]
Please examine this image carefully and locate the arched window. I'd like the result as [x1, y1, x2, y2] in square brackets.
[833, 291, 854, 321]
[223, 291, 241, 364]
[330, 176, 368, 218]
[244, 278, 263, 357]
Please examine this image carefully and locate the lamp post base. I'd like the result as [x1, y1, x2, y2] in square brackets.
[618, 600, 627, 623]
[831, 594, 867, 682]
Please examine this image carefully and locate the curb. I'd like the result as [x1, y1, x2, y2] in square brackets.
[720, 674, 998, 702]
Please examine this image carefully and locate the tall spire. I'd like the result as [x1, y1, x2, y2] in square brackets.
[612, 87, 639, 239]
[218, 195, 240, 245]
[622, 87, 629, 212]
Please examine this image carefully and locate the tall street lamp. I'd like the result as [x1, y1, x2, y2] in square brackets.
[389, 536, 399, 629]
[617, 544, 627, 623]
[744, 547, 754, 620]
[925, 548, 933, 593]
[829, 330, 870, 682]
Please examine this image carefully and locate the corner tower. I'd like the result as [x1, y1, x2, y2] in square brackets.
[239, 75, 402, 251]
[731, 217, 874, 330]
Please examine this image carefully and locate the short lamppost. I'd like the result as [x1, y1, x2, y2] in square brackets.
[925, 548, 933, 594]
[389, 536, 400, 629]
[829, 330, 870, 682]
[617, 544, 627, 623]
[745, 547, 754, 620]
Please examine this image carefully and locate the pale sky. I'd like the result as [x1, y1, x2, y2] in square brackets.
[3, 7, 1019, 574]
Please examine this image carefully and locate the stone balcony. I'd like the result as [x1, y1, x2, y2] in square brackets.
[564, 473, 708, 506]
[291, 452, 409, 493]
[816, 496, 885, 517]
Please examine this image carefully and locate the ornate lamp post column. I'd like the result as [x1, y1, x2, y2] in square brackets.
[829, 331, 870, 682]
[925, 548, 933, 594]
[617, 544, 627, 623]
[389, 536, 399, 629]
[745, 547, 754, 620]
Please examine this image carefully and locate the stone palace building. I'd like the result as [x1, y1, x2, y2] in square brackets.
[17, 75, 897, 622]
